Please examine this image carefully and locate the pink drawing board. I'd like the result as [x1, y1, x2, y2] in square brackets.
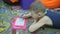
[12, 16, 28, 30]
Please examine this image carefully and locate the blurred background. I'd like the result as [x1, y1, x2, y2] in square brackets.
[0, 0, 60, 34]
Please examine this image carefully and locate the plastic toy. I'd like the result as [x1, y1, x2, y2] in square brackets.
[40, 0, 59, 8]
[12, 16, 28, 34]
[12, 16, 27, 30]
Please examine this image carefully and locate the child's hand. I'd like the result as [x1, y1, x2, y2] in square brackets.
[22, 13, 32, 19]
[22, 15, 28, 19]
